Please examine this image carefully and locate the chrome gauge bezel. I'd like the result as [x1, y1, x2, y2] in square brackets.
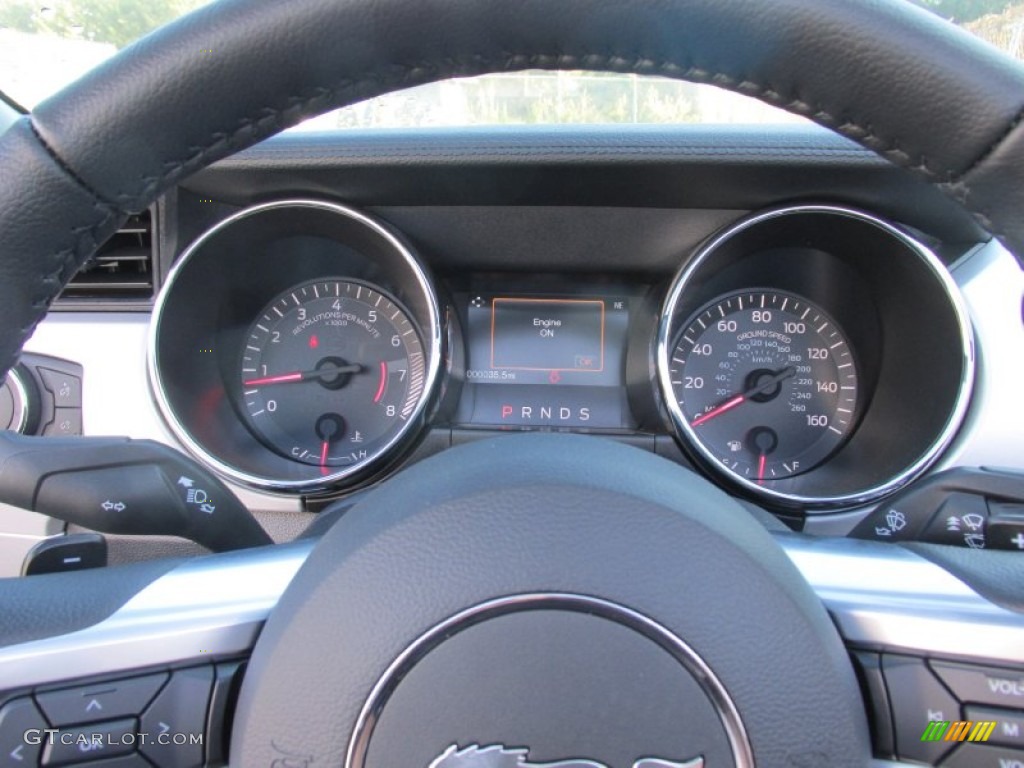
[149, 199, 443, 494]
[657, 204, 975, 509]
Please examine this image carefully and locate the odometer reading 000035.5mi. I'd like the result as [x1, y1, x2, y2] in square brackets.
[669, 289, 858, 483]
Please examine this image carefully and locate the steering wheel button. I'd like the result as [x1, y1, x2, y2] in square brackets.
[931, 661, 1024, 710]
[36, 673, 167, 726]
[37, 368, 82, 410]
[42, 408, 82, 437]
[882, 654, 960, 764]
[963, 706, 1024, 749]
[139, 665, 212, 768]
[40, 718, 136, 767]
[939, 743, 1024, 767]
[0, 697, 47, 766]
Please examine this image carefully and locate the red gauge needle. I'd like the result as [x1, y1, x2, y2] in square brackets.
[314, 413, 345, 476]
[691, 395, 745, 426]
[373, 361, 388, 403]
[689, 365, 797, 427]
[244, 363, 363, 387]
[244, 371, 304, 387]
[757, 453, 767, 484]
[319, 440, 330, 475]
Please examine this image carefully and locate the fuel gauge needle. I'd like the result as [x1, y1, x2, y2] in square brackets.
[320, 440, 331, 476]
[757, 453, 767, 485]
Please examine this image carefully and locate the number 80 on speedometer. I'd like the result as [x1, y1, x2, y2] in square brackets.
[668, 289, 859, 483]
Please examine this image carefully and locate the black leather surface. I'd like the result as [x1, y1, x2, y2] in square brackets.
[0, 121, 124, 382]
[29, 0, 1024, 207]
[233, 433, 869, 766]
[0, 556, 184, 648]
[3, 0, 1024, 379]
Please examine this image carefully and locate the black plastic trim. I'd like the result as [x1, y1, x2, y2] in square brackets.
[182, 125, 985, 248]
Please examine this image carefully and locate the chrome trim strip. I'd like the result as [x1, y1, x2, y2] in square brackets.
[656, 204, 976, 508]
[0, 541, 312, 690]
[4, 367, 28, 433]
[780, 533, 1024, 661]
[147, 199, 444, 494]
[345, 593, 754, 768]
[0, 535, 1020, 693]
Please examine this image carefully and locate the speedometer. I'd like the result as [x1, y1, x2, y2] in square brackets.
[668, 289, 858, 483]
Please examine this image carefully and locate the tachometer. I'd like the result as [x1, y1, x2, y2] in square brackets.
[240, 278, 425, 474]
[668, 289, 858, 483]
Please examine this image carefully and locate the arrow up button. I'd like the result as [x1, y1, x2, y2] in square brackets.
[36, 672, 168, 726]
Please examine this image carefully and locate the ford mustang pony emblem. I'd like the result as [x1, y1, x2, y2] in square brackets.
[428, 744, 704, 768]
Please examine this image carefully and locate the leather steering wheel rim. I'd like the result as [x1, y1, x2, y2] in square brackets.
[1, 0, 1024, 382]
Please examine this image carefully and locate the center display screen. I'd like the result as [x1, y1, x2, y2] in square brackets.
[459, 291, 632, 429]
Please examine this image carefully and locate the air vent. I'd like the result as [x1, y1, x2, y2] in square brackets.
[59, 211, 154, 302]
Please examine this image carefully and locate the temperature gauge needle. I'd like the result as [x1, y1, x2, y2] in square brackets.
[244, 363, 363, 387]
[757, 454, 767, 484]
[315, 413, 346, 477]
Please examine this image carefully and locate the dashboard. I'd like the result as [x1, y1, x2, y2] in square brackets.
[4, 124, 1023, 570]
[149, 197, 972, 511]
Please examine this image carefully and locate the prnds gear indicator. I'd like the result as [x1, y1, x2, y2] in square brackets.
[461, 293, 631, 429]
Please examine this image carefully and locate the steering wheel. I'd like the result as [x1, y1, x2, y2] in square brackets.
[1, 1, 1023, 766]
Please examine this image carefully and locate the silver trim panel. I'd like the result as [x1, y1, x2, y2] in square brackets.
[0, 541, 312, 690]
[656, 205, 976, 508]
[0, 535, 1020, 693]
[941, 238, 1024, 471]
[3, 367, 29, 433]
[779, 534, 1024, 660]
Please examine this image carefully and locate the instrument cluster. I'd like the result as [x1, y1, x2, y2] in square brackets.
[150, 201, 973, 511]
